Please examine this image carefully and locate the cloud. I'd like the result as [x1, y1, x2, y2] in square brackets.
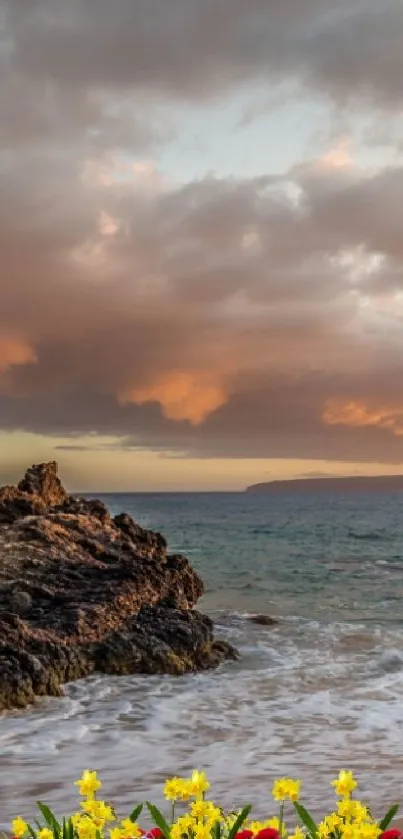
[1, 0, 403, 165]
[3, 0, 403, 108]
[0, 337, 37, 375]
[1, 149, 403, 463]
[1, 0, 403, 468]
[323, 399, 403, 438]
[120, 372, 228, 425]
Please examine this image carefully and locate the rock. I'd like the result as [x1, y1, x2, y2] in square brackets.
[0, 462, 237, 711]
[18, 461, 67, 507]
[248, 614, 278, 626]
[8, 590, 32, 615]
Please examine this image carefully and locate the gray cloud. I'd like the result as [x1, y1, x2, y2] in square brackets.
[1, 143, 403, 461]
[3, 0, 403, 106]
[1, 0, 403, 466]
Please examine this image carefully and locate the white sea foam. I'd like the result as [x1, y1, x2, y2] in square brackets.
[2, 616, 403, 828]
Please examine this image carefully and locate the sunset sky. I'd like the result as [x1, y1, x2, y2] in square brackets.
[1, 1, 403, 491]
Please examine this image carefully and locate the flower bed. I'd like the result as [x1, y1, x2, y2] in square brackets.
[9, 769, 401, 839]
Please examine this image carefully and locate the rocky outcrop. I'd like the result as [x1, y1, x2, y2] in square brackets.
[0, 463, 237, 712]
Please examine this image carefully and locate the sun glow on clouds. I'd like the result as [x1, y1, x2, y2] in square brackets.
[321, 137, 353, 170]
[323, 400, 403, 437]
[120, 372, 228, 425]
[0, 337, 37, 374]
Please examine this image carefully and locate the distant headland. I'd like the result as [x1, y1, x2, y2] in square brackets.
[246, 475, 403, 494]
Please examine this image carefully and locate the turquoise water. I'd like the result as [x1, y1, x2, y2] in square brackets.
[103, 491, 403, 621]
[2, 492, 403, 824]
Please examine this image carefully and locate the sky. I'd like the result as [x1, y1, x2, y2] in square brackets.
[1, 0, 403, 491]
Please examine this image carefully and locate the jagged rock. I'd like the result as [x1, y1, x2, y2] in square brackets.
[18, 461, 67, 507]
[0, 463, 237, 711]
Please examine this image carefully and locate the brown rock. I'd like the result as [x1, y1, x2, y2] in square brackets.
[0, 462, 237, 711]
[18, 461, 67, 507]
[248, 614, 278, 626]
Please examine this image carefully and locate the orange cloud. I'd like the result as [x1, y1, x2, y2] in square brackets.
[120, 372, 227, 425]
[0, 337, 37, 374]
[321, 137, 353, 170]
[323, 399, 403, 437]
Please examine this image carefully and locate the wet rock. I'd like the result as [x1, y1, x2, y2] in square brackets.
[248, 614, 278, 626]
[0, 462, 237, 711]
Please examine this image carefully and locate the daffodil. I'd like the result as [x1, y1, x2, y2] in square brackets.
[272, 778, 301, 803]
[119, 818, 141, 838]
[171, 814, 196, 839]
[190, 800, 220, 822]
[12, 818, 28, 838]
[164, 777, 191, 802]
[82, 798, 115, 824]
[188, 770, 210, 799]
[38, 830, 53, 839]
[332, 771, 357, 798]
[289, 828, 305, 839]
[75, 770, 102, 799]
[75, 816, 97, 839]
[193, 824, 213, 839]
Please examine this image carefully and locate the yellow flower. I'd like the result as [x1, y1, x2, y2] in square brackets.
[340, 824, 360, 839]
[338, 799, 369, 823]
[318, 815, 342, 839]
[190, 801, 220, 822]
[110, 829, 124, 839]
[82, 799, 115, 823]
[188, 770, 210, 799]
[171, 815, 196, 839]
[12, 818, 28, 838]
[289, 829, 305, 839]
[75, 770, 102, 799]
[331, 771, 357, 798]
[76, 816, 97, 839]
[317, 821, 331, 839]
[164, 778, 191, 802]
[194, 824, 213, 839]
[120, 819, 141, 838]
[38, 830, 53, 839]
[272, 779, 301, 802]
[358, 825, 381, 839]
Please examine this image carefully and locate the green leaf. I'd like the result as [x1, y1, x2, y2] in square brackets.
[293, 803, 318, 839]
[36, 803, 61, 839]
[129, 805, 143, 823]
[379, 804, 399, 831]
[212, 821, 221, 839]
[227, 806, 252, 839]
[146, 803, 172, 839]
[26, 824, 38, 839]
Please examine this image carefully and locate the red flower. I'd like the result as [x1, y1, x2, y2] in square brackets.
[147, 830, 164, 839]
[380, 831, 402, 839]
[254, 829, 280, 839]
[234, 832, 254, 839]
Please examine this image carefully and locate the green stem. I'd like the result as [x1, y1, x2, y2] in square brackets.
[279, 803, 285, 837]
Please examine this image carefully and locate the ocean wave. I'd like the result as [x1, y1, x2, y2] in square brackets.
[347, 529, 387, 541]
[3, 616, 403, 822]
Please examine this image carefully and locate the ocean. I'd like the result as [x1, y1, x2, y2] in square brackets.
[2, 491, 403, 824]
